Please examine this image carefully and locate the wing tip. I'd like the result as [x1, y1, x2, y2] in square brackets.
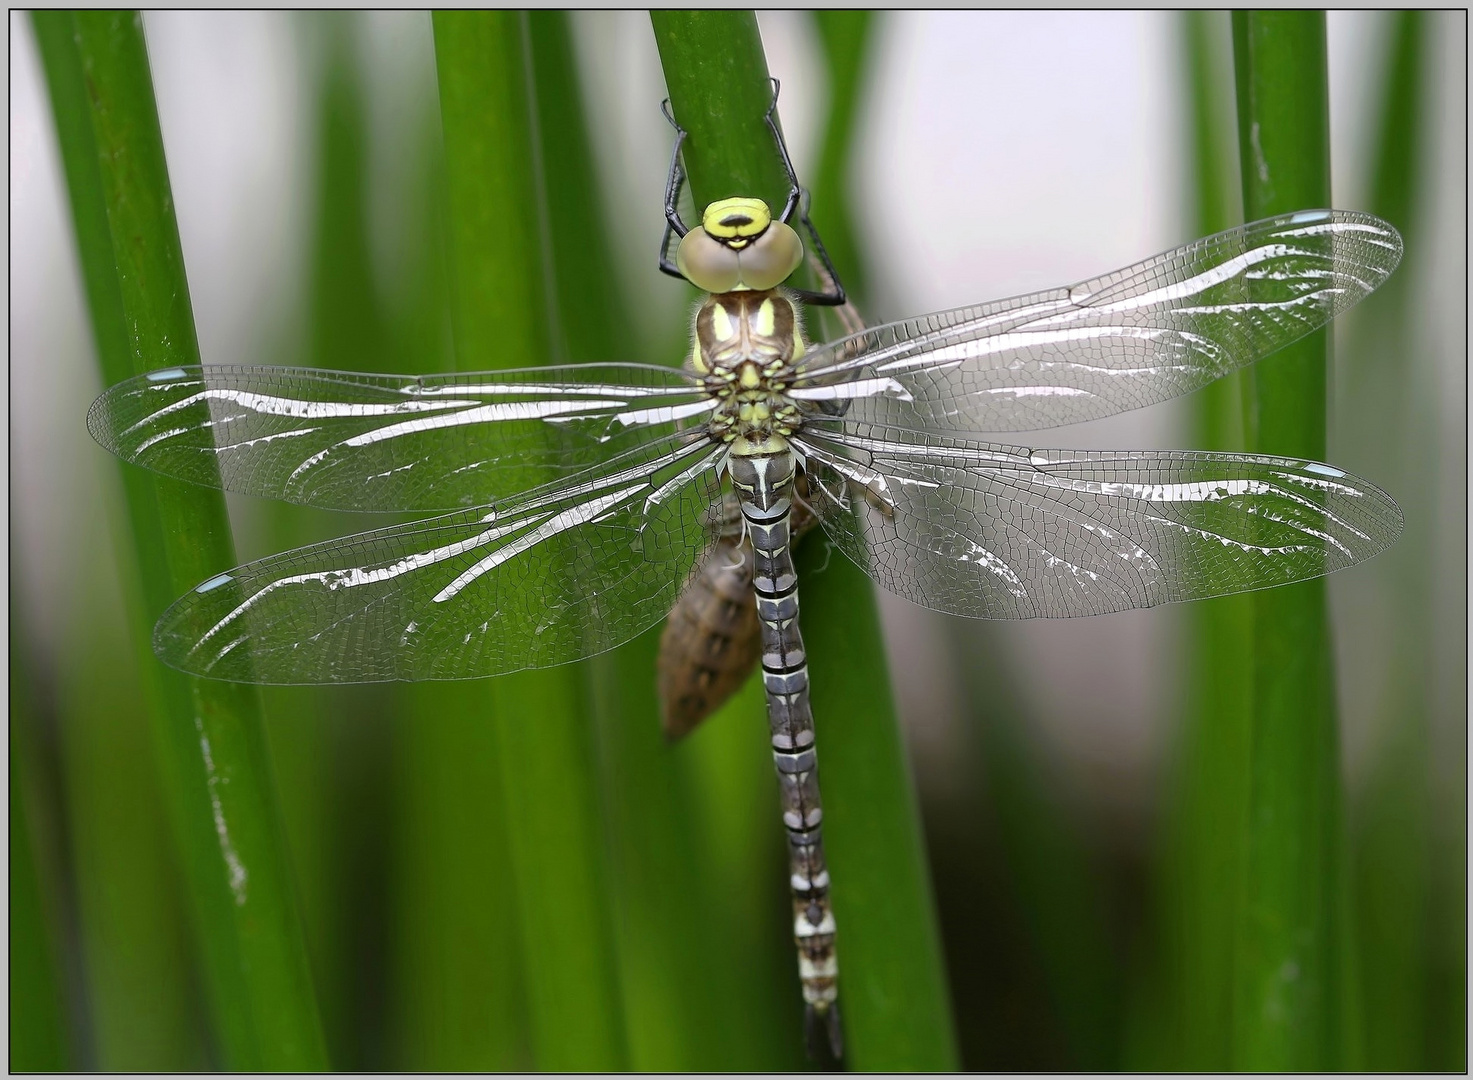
[85, 390, 119, 455]
[87, 366, 205, 460]
[1290, 207, 1405, 278]
[1362, 472, 1406, 557]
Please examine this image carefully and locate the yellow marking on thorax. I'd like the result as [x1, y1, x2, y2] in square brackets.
[691, 289, 811, 397]
[711, 303, 734, 343]
[755, 297, 776, 338]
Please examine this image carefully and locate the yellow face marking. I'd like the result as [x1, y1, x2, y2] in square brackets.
[702, 197, 772, 242]
[739, 364, 762, 389]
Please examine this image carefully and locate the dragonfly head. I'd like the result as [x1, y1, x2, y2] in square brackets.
[677, 196, 803, 294]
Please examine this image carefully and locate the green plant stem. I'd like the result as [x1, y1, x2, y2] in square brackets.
[651, 12, 959, 1069]
[1343, 12, 1438, 1071]
[1367, 20, 1466, 1069]
[681, 678, 811, 1069]
[532, 11, 699, 1066]
[257, 20, 409, 1070]
[344, 19, 531, 1072]
[52, 546, 206, 1069]
[9, 632, 69, 1072]
[523, 12, 770, 1068]
[10, 757, 68, 1070]
[957, 626, 1120, 1068]
[1229, 12, 1354, 1070]
[1137, 12, 1252, 1070]
[33, 11, 327, 1069]
[811, 11, 873, 306]
[267, 23, 364, 1068]
[650, 14, 791, 210]
[431, 12, 628, 1070]
[393, 692, 528, 1070]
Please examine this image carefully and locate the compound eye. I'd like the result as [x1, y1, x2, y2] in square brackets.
[676, 228, 742, 294]
[736, 221, 803, 290]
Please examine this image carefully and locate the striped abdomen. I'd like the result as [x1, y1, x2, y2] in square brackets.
[727, 447, 842, 1059]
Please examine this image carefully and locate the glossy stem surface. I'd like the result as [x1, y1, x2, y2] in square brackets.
[1230, 11, 1354, 1070]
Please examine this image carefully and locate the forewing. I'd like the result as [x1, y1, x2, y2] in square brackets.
[794, 425, 1401, 619]
[790, 210, 1401, 432]
[154, 435, 725, 683]
[88, 363, 713, 512]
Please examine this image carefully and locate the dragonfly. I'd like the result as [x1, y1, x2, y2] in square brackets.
[87, 85, 1404, 1060]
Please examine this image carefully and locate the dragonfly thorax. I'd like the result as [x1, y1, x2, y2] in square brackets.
[695, 289, 809, 446]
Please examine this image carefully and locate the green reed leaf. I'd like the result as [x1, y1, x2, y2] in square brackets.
[1135, 12, 1252, 1070]
[1340, 12, 1445, 1071]
[1229, 12, 1356, 1069]
[651, 11, 959, 1069]
[523, 12, 793, 1068]
[431, 12, 628, 1069]
[9, 629, 70, 1071]
[32, 10, 327, 1069]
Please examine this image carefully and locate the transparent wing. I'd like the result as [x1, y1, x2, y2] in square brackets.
[794, 424, 1402, 619]
[154, 434, 725, 683]
[789, 210, 1401, 433]
[88, 363, 714, 512]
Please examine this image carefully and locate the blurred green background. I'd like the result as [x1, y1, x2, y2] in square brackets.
[10, 10, 1465, 1071]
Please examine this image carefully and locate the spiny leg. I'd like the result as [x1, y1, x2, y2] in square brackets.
[761, 78, 846, 308]
[657, 98, 691, 279]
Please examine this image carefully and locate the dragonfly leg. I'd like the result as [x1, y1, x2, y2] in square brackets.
[788, 195, 848, 307]
[763, 77, 803, 225]
[659, 98, 690, 236]
[762, 79, 847, 307]
[658, 98, 691, 279]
